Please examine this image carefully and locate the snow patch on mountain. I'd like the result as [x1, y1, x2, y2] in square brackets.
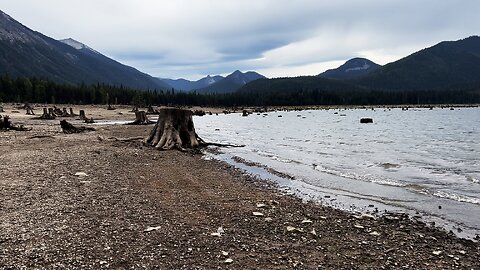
[345, 63, 371, 73]
[59, 38, 100, 54]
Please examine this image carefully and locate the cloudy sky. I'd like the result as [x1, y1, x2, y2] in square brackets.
[1, 0, 479, 80]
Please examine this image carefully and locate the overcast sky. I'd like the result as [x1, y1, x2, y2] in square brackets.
[1, 0, 479, 80]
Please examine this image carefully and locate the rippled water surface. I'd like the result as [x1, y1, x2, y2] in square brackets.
[194, 107, 480, 237]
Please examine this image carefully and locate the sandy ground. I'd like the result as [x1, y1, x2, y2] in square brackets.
[0, 104, 479, 269]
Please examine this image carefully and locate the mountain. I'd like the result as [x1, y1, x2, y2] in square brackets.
[320, 58, 380, 79]
[355, 36, 480, 90]
[197, 70, 265, 94]
[0, 10, 169, 90]
[161, 75, 224, 91]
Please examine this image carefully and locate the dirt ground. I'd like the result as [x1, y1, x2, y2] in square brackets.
[0, 104, 479, 269]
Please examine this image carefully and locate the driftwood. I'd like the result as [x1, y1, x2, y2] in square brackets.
[128, 111, 154, 125]
[0, 115, 31, 131]
[60, 120, 95, 134]
[144, 108, 244, 151]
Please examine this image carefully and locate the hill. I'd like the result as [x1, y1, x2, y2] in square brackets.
[355, 36, 480, 90]
[320, 58, 380, 79]
[0, 10, 169, 90]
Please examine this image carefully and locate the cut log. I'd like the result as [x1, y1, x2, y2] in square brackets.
[128, 111, 154, 125]
[144, 108, 203, 150]
[60, 120, 95, 134]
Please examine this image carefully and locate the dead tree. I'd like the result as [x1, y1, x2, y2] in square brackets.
[128, 111, 154, 125]
[60, 120, 95, 134]
[144, 108, 204, 150]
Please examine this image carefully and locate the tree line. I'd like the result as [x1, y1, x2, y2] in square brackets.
[0, 75, 478, 107]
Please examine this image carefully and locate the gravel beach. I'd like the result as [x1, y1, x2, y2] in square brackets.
[0, 105, 479, 269]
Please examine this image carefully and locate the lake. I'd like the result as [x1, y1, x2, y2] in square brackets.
[194, 107, 480, 239]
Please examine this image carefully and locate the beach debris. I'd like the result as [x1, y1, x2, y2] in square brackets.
[433, 250, 443, 256]
[354, 224, 365, 229]
[369, 231, 381, 236]
[256, 203, 267, 208]
[310, 228, 317, 236]
[74, 172, 88, 177]
[353, 213, 376, 220]
[252, 212, 264, 217]
[221, 251, 229, 256]
[144, 226, 161, 232]
[301, 219, 313, 224]
[224, 258, 233, 264]
[264, 217, 273, 222]
[286, 226, 303, 233]
[211, 227, 224, 237]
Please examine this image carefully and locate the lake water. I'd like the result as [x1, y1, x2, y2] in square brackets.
[194, 107, 480, 239]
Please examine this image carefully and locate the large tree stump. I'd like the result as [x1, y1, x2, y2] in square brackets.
[128, 111, 154, 125]
[144, 108, 204, 150]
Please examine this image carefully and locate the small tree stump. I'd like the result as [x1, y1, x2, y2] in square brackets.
[39, 108, 56, 119]
[69, 108, 77, 116]
[144, 108, 204, 150]
[79, 110, 87, 120]
[26, 106, 35, 115]
[128, 111, 154, 125]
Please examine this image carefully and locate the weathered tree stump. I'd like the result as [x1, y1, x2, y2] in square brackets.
[38, 108, 56, 119]
[26, 106, 35, 115]
[60, 120, 95, 134]
[69, 108, 77, 116]
[0, 106, 4, 112]
[1, 115, 31, 131]
[79, 110, 87, 120]
[144, 108, 204, 150]
[360, 118, 373, 123]
[128, 111, 154, 125]
[146, 106, 159, 115]
[107, 104, 115, 110]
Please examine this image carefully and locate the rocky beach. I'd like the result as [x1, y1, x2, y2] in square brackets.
[0, 104, 479, 269]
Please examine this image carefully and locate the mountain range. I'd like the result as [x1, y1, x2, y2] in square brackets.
[161, 70, 265, 93]
[239, 36, 480, 94]
[0, 10, 170, 90]
[1, 9, 479, 99]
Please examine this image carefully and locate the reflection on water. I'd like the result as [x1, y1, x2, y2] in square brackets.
[195, 107, 480, 239]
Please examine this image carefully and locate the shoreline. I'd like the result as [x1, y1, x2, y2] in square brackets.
[1, 115, 479, 268]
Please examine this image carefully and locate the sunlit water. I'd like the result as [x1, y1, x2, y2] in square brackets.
[194, 107, 480, 239]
